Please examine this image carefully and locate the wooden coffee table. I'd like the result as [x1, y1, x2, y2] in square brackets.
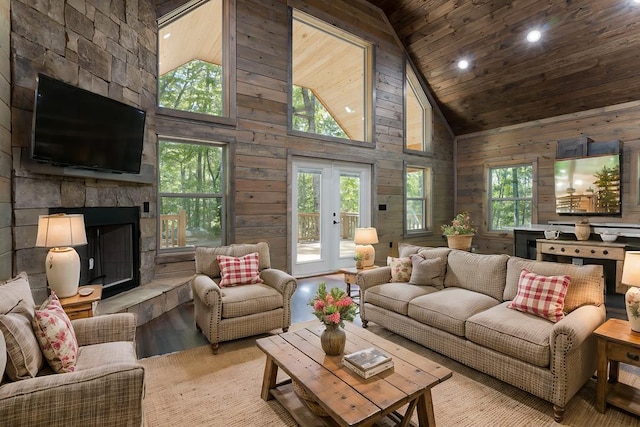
[257, 322, 452, 426]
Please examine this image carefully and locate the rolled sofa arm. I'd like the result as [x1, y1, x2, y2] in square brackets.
[260, 268, 298, 297]
[73, 313, 136, 347]
[0, 363, 145, 427]
[356, 266, 392, 291]
[551, 304, 606, 354]
[191, 274, 222, 308]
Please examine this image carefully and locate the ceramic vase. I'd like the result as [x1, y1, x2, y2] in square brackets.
[626, 286, 640, 332]
[446, 235, 473, 251]
[321, 323, 346, 355]
[574, 222, 591, 241]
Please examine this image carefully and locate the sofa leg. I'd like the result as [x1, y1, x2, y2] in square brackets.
[210, 343, 219, 354]
[553, 405, 564, 422]
[196, 324, 202, 332]
[282, 327, 289, 333]
[362, 320, 369, 328]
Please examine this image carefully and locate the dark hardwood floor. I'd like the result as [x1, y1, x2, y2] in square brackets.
[135, 273, 352, 358]
[135, 273, 627, 359]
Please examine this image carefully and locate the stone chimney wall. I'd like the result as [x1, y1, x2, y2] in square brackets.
[10, 0, 158, 302]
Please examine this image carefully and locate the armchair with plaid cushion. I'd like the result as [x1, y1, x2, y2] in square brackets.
[191, 242, 298, 353]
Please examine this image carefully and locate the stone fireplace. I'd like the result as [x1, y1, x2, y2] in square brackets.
[50, 207, 140, 299]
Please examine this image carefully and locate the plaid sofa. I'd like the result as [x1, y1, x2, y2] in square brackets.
[0, 273, 145, 427]
[192, 242, 297, 353]
[357, 246, 606, 422]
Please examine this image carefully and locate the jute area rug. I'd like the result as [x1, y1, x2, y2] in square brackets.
[141, 322, 640, 427]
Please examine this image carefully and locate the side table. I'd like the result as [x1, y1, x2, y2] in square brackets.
[339, 266, 379, 299]
[593, 318, 640, 416]
[58, 285, 103, 320]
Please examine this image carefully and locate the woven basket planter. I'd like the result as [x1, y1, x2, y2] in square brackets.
[446, 235, 474, 251]
[292, 380, 329, 417]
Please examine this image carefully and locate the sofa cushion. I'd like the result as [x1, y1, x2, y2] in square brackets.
[220, 283, 283, 318]
[0, 332, 6, 382]
[0, 272, 43, 381]
[0, 301, 43, 380]
[231, 242, 271, 270]
[195, 242, 271, 278]
[504, 257, 604, 313]
[411, 247, 451, 289]
[398, 243, 425, 258]
[389, 257, 412, 282]
[195, 246, 234, 277]
[33, 293, 78, 373]
[364, 283, 439, 316]
[444, 250, 509, 301]
[217, 252, 264, 287]
[507, 269, 569, 322]
[408, 287, 500, 337]
[466, 302, 553, 368]
[75, 341, 137, 371]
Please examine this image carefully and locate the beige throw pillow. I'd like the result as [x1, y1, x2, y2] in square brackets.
[0, 301, 43, 380]
[409, 256, 443, 288]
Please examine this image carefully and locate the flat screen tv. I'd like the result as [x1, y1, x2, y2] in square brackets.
[554, 154, 621, 215]
[31, 74, 146, 174]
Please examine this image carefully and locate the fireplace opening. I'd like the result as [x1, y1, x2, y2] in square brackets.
[50, 207, 140, 299]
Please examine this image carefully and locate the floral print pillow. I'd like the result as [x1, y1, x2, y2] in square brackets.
[32, 292, 78, 373]
[389, 257, 412, 282]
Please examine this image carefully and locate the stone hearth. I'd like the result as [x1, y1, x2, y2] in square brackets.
[98, 273, 193, 326]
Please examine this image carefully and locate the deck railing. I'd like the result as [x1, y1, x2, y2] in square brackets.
[297, 212, 359, 241]
[160, 210, 187, 248]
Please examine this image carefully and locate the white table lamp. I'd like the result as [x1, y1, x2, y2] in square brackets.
[622, 251, 640, 332]
[36, 213, 87, 298]
[354, 227, 378, 268]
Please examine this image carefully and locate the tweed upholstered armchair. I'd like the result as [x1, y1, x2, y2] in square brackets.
[0, 273, 145, 427]
[192, 242, 297, 353]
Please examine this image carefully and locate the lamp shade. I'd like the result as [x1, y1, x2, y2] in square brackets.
[36, 214, 87, 248]
[354, 227, 378, 245]
[622, 251, 640, 286]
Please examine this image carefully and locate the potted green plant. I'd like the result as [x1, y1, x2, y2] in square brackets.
[441, 212, 477, 251]
[354, 252, 364, 269]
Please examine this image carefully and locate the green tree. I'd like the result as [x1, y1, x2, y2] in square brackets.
[490, 165, 532, 230]
[291, 85, 348, 139]
[159, 60, 223, 116]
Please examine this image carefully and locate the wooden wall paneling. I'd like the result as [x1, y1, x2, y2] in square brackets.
[455, 101, 640, 255]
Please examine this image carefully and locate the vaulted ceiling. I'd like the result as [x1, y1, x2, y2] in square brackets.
[367, 0, 640, 135]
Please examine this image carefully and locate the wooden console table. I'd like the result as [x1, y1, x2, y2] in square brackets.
[536, 239, 628, 293]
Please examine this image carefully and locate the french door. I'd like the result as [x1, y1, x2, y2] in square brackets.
[291, 158, 372, 276]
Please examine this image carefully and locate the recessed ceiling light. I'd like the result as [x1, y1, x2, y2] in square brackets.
[457, 59, 469, 70]
[526, 29, 542, 43]
[163, 33, 171, 39]
[345, 106, 353, 113]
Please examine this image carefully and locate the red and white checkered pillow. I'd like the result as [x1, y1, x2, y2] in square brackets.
[216, 252, 264, 287]
[507, 268, 570, 322]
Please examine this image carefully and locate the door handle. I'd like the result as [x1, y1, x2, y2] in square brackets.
[333, 220, 340, 224]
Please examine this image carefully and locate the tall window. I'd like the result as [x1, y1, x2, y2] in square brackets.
[406, 166, 432, 233]
[489, 164, 533, 231]
[291, 10, 373, 142]
[158, 139, 225, 250]
[405, 63, 432, 152]
[158, 0, 228, 117]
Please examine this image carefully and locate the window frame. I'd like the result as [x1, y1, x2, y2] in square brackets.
[485, 160, 537, 235]
[156, 0, 236, 125]
[157, 136, 228, 253]
[404, 162, 433, 236]
[404, 60, 433, 154]
[288, 8, 374, 145]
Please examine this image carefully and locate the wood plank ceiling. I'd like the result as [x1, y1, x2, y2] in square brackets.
[368, 0, 640, 135]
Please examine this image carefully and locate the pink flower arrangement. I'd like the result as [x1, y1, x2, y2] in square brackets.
[309, 282, 357, 327]
[441, 212, 477, 236]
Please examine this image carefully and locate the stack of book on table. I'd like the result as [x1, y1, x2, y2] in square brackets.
[342, 347, 394, 379]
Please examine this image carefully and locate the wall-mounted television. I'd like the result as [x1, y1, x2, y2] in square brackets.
[31, 74, 146, 174]
[554, 154, 621, 215]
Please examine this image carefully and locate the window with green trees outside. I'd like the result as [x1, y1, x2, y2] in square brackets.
[489, 164, 533, 231]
